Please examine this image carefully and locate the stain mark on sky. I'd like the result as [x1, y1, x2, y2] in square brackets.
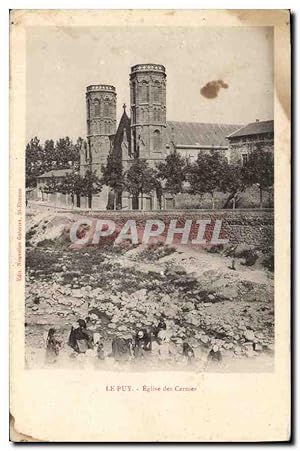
[200, 80, 229, 99]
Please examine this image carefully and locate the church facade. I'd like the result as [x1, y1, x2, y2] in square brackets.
[79, 64, 270, 210]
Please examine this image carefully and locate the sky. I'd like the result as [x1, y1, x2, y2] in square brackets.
[26, 26, 273, 143]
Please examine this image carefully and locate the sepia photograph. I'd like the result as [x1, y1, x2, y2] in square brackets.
[24, 24, 274, 372]
[9, 9, 290, 442]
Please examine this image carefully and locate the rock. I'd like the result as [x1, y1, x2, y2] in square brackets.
[200, 335, 209, 344]
[118, 325, 127, 332]
[255, 332, 264, 339]
[208, 294, 215, 300]
[220, 286, 239, 300]
[182, 301, 195, 312]
[243, 330, 255, 341]
[224, 343, 234, 350]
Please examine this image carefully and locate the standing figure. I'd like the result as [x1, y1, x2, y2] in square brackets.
[45, 328, 61, 364]
[111, 336, 133, 362]
[207, 345, 222, 362]
[182, 342, 195, 365]
[97, 342, 105, 360]
[134, 328, 152, 359]
[157, 328, 174, 361]
[68, 319, 93, 354]
[152, 319, 167, 342]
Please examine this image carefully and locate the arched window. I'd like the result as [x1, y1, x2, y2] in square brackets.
[140, 108, 144, 123]
[153, 82, 160, 102]
[94, 99, 100, 116]
[153, 130, 161, 151]
[153, 108, 160, 122]
[140, 81, 149, 103]
[132, 82, 136, 104]
[87, 99, 90, 119]
[103, 100, 110, 117]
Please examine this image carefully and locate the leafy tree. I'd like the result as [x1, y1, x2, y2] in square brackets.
[25, 136, 82, 187]
[220, 163, 245, 209]
[53, 137, 80, 169]
[25, 137, 44, 187]
[58, 169, 102, 208]
[156, 149, 187, 195]
[187, 150, 228, 209]
[101, 151, 124, 209]
[124, 159, 158, 210]
[59, 171, 84, 207]
[241, 146, 274, 209]
[43, 176, 62, 194]
[81, 169, 103, 209]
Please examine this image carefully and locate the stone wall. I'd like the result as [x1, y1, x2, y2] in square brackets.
[69, 209, 274, 248]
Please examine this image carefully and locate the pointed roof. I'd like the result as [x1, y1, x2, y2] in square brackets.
[226, 120, 274, 139]
[166, 121, 241, 147]
[113, 107, 131, 155]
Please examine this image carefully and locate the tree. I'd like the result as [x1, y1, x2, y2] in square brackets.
[59, 171, 84, 207]
[101, 151, 124, 209]
[25, 137, 44, 187]
[187, 150, 228, 209]
[81, 170, 103, 209]
[25, 136, 82, 188]
[241, 146, 274, 209]
[53, 137, 80, 169]
[220, 163, 245, 209]
[58, 169, 102, 208]
[156, 149, 187, 195]
[43, 176, 62, 194]
[124, 159, 158, 210]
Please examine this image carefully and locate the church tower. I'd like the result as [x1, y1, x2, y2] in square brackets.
[129, 64, 167, 166]
[82, 84, 117, 176]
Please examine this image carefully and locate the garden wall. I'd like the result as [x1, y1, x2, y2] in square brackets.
[67, 209, 274, 248]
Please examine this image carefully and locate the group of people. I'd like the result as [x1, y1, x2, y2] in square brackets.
[45, 314, 222, 366]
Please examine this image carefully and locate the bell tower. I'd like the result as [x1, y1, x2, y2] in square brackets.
[129, 64, 167, 166]
[83, 84, 117, 176]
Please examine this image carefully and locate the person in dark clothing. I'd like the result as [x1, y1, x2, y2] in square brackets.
[134, 328, 152, 359]
[152, 320, 167, 342]
[68, 319, 93, 354]
[97, 342, 105, 360]
[182, 342, 195, 365]
[45, 328, 61, 364]
[207, 345, 222, 362]
[111, 336, 133, 362]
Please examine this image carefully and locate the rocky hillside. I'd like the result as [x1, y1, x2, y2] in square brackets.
[25, 212, 274, 370]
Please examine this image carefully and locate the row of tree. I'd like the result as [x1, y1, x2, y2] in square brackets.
[43, 169, 102, 208]
[101, 146, 274, 210]
[26, 136, 274, 209]
[26, 137, 82, 187]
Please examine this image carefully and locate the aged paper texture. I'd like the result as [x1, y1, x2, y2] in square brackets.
[10, 9, 290, 441]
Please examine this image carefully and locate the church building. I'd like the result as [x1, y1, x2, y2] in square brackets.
[79, 64, 271, 210]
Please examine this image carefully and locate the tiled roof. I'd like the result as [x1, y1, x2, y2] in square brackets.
[226, 120, 274, 139]
[38, 169, 73, 178]
[166, 121, 242, 147]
